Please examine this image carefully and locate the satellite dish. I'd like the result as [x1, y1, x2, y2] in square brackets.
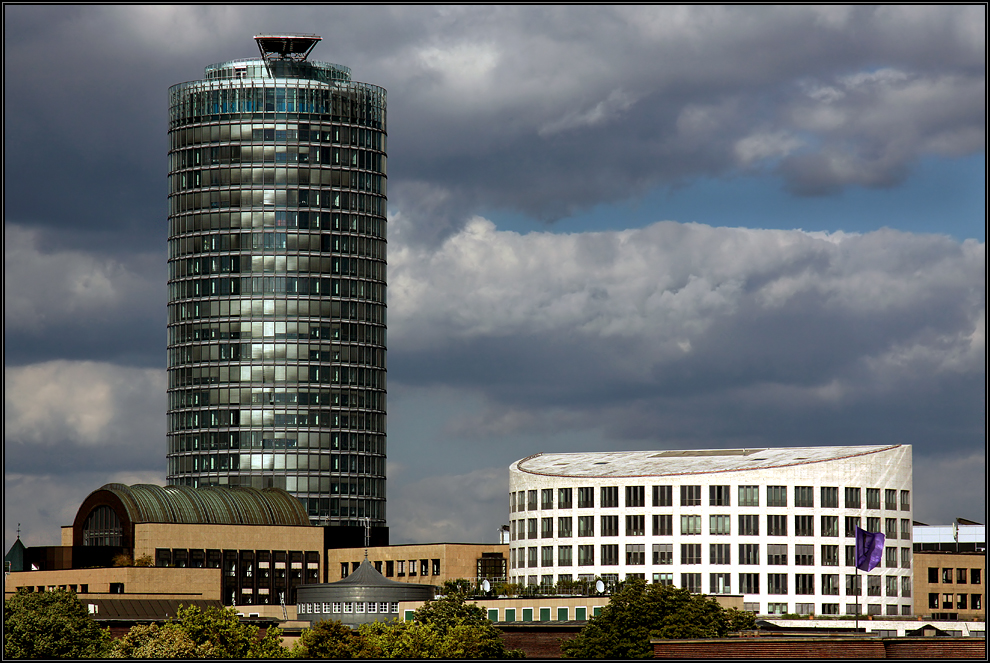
[482, 579, 491, 592]
[595, 579, 605, 593]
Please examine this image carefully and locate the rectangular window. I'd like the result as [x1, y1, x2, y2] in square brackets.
[738, 485, 759, 507]
[541, 546, 553, 567]
[867, 575, 881, 596]
[845, 545, 857, 567]
[739, 515, 759, 536]
[654, 573, 673, 586]
[710, 544, 731, 565]
[541, 518, 553, 538]
[578, 516, 594, 537]
[846, 574, 862, 596]
[577, 487, 594, 509]
[653, 485, 672, 507]
[929, 593, 940, 609]
[680, 515, 701, 535]
[844, 516, 861, 537]
[709, 485, 730, 506]
[653, 543, 673, 565]
[885, 489, 897, 510]
[739, 573, 760, 594]
[971, 594, 981, 609]
[901, 547, 911, 569]
[710, 515, 731, 535]
[625, 485, 645, 508]
[821, 603, 839, 614]
[432, 559, 440, 576]
[900, 490, 910, 510]
[795, 545, 814, 566]
[768, 602, 788, 615]
[901, 519, 911, 539]
[625, 514, 645, 536]
[821, 486, 839, 508]
[866, 488, 881, 510]
[971, 569, 981, 584]
[625, 544, 645, 565]
[885, 547, 898, 569]
[796, 603, 815, 615]
[528, 548, 537, 568]
[929, 567, 939, 583]
[822, 545, 839, 567]
[680, 485, 701, 506]
[681, 573, 702, 594]
[600, 486, 619, 508]
[516, 492, 526, 512]
[710, 573, 731, 594]
[795, 574, 815, 595]
[681, 544, 702, 564]
[653, 514, 673, 536]
[578, 545, 594, 566]
[601, 515, 619, 537]
[886, 576, 899, 597]
[558, 517, 572, 538]
[794, 486, 814, 508]
[942, 593, 953, 609]
[795, 515, 814, 537]
[541, 489, 553, 510]
[903, 580, 914, 598]
[942, 568, 953, 584]
[739, 544, 760, 565]
[767, 485, 787, 507]
[767, 544, 788, 565]
[558, 546, 572, 567]
[528, 519, 538, 539]
[957, 593, 968, 609]
[822, 574, 840, 595]
[867, 517, 881, 533]
[768, 515, 787, 536]
[885, 518, 897, 539]
[528, 490, 537, 510]
[844, 487, 861, 509]
[558, 488, 572, 509]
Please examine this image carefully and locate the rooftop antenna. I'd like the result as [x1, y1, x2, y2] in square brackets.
[254, 34, 322, 77]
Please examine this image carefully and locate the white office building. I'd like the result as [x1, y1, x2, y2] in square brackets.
[508, 445, 914, 617]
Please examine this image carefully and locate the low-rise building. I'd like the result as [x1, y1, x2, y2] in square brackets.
[324, 542, 508, 586]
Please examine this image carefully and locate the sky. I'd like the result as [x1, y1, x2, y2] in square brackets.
[3, 6, 985, 551]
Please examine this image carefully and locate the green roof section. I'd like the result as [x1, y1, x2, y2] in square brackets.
[93, 484, 310, 527]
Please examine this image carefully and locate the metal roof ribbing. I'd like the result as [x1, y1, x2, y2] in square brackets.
[96, 484, 310, 526]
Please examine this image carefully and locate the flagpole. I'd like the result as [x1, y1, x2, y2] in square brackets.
[855, 566, 860, 633]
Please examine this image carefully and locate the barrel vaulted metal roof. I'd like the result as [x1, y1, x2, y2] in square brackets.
[94, 484, 310, 526]
[513, 445, 905, 478]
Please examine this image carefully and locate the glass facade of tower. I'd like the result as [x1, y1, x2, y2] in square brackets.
[166, 48, 387, 526]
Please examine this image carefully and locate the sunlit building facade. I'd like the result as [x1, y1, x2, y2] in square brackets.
[167, 35, 387, 526]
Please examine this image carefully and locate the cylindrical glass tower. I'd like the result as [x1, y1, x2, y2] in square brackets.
[166, 35, 387, 526]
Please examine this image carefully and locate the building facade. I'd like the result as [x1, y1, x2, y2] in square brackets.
[166, 35, 388, 526]
[325, 543, 509, 586]
[508, 445, 914, 617]
[912, 522, 985, 621]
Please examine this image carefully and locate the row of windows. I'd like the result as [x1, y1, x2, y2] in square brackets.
[510, 514, 912, 539]
[928, 593, 983, 610]
[170, 254, 384, 283]
[171, 142, 384, 171]
[169, 386, 383, 410]
[170, 210, 383, 235]
[297, 496, 384, 521]
[169, 452, 385, 478]
[512, 487, 910, 511]
[170, 167, 384, 196]
[169, 320, 383, 345]
[169, 342, 384, 368]
[169, 187, 384, 217]
[168, 430, 382, 453]
[298, 601, 399, 615]
[170, 232, 385, 260]
[169, 364, 385, 390]
[340, 558, 441, 579]
[169, 475, 385, 505]
[169, 407, 384, 432]
[169, 121, 383, 152]
[510, 544, 912, 570]
[169, 278, 385, 304]
[927, 567, 983, 585]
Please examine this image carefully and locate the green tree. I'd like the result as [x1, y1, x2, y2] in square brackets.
[562, 579, 754, 658]
[107, 623, 199, 658]
[170, 604, 288, 658]
[4, 588, 111, 659]
[291, 619, 359, 658]
[412, 593, 523, 658]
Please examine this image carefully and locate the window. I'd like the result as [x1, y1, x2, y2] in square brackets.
[344, 602, 353, 613]
[709, 485, 730, 506]
[738, 485, 759, 507]
[867, 517, 881, 533]
[885, 518, 897, 539]
[739, 515, 759, 536]
[516, 492, 526, 512]
[558, 545, 572, 566]
[681, 573, 702, 594]
[625, 544, 645, 565]
[601, 515, 619, 537]
[885, 489, 897, 510]
[767, 602, 788, 614]
[822, 545, 839, 567]
[558, 488, 572, 509]
[942, 568, 953, 584]
[652, 514, 672, 536]
[541, 518, 553, 538]
[527, 490, 537, 510]
[796, 603, 815, 615]
[654, 573, 673, 586]
[710, 515, 731, 535]
[528, 519, 538, 539]
[739, 544, 760, 565]
[795, 515, 814, 537]
[821, 486, 839, 508]
[578, 545, 594, 566]
[846, 575, 861, 596]
[867, 575, 881, 596]
[711, 573, 731, 594]
[844, 517, 860, 537]
[541, 547, 553, 567]
[767, 486, 787, 507]
[578, 516, 594, 537]
[821, 603, 839, 614]
[625, 485, 645, 507]
[901, 519, 911, 539]
[681, 544, 702, 565]
[901, 548, 911, 569]
[886, 576, 899, 597]
[680, 485, 701, 506]
[794, 486, 814, 507]
[600, 486, 619, 508]
[866, 488, 881, 510]
[768, 515, 787, 536]
[577, 487, 594, 508]
[625, 514, 645, 536]
[653, 543, 673, 565]
[844, 487, 861, 509]
[900, 490, 910, 510]
[971, 569, 981, 584]
[957, 594, 968, 609]
[600, 545, 618, 566]
[528, 548, 537, 568]
[558, 517, 572, 538]
[739, 573, 759, 594]
[972, 594, 981, 609]
[541, 489, 553, 510]
[432, 559, 440, 576]
[845, 546, 857, 567]
[680, 515, 701, 535]
[653, 485, 672, 507]
[710, 544, 731, 565]
[795, 545, 814, 566]
[796, 574, 814, 595]
[942, 593, 953, 609]
[927, 567, 939, 584]
[767, 544, 788, 565]
[885, 548, 897, 569]
[822, 574, 840, 595]
[845, 603, 861, 615]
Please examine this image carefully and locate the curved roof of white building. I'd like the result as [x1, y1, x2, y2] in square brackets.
[513, 445, 904, 478]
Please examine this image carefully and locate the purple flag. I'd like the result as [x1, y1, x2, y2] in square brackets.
[855, 526, 885, 572]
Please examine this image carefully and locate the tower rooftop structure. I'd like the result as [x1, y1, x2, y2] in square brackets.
[254, 34, 322, 62]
